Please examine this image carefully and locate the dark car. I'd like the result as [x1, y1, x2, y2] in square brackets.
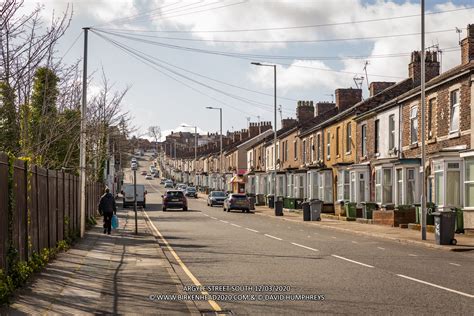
[223, 194, 250, 213]
[207, 191, 226, 207]
[162, 190, 188, 211]
[185, 187, 197, 198]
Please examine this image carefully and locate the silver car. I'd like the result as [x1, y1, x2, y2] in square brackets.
[207, 191, 226, 206]
[223, 194, 250, 213]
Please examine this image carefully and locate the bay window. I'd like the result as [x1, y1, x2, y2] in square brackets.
[287, 173, 294, 198]
[307, 170, 319, 200]
[337, 170, 350, 201]
[349, 168, 369, 205]
[434, 159, 462, 208]
[464, 158, 474, 208]
[375, 167, 393, 204]
[277, 174, 286, 197]
[318, 170, 333, 203]
[294, 174, 306, 199]
[396, 169, 403, 205]
[406, 168, 416, 205]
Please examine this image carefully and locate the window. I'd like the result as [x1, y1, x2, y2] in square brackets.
[326, 132, 331, 160]
[410, 106, 418, 144]
[276, 143, 279, 161]
[295, 174, 305, 198]
[374, 119, 380, 154]
[350, 170, 368, 204]
[396, 169, 403, 205]
[434, 160, 461, 208]
[428, 99, 434, 138]
[285, 140, 289, 162]
[346, 123, 352, 153]
[389, 114, 395, 150]
[450, 90, 460, 133]
[310, 137, 314, 162]
[406, 168, 416, 205]
[337, 170, 350, 201]
[336, 127, 340, 156]
[294, 140, 298, 160]
[350, 172, 356, 202]
[358, 173, 366, 204]
[310, 171, 318, 199]
[464, 158, 474, 207]
[318, 171, 333, 203]
[302, 140, 307, 164]
[287, 174, 294, 197]
[277, 175, 285, 197]
[361, 124, 367, 157]
[375, 167, 393, 204]
[316, 134, 321, 161]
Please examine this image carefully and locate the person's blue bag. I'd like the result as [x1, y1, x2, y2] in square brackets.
[111, 215, 119, 229]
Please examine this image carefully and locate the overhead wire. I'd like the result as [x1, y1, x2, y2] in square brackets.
[91, 30, 288, 117]
[97, 6, 474, 33]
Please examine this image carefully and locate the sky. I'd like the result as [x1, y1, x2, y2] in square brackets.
[23, 0, 474, 140]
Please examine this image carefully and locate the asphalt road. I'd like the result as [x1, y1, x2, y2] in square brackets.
[130, 158, 474, 315]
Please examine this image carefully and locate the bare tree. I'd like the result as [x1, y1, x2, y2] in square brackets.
[148, 126, 161, 152]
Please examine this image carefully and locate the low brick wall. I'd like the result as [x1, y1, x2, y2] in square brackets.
[373, 209, 416, 227]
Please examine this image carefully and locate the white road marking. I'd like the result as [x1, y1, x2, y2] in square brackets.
[264, 234, 283, 241]
[291, 242, 319, 252]
[220, 220, 229, 224]
[331, 236, 337, 239]
[351, 241, 359, 244]
[449, 263, 461, 267]
[408, 254, 418, 257]
[245, 228, 259, 233]
[331, 254, 374, 268]
[377, 247, 386, 250]
[202, 213, 209, 217]
[231, 223, 241, 228]
[397, 274, 474, 298]
[210, 217, 217, 220]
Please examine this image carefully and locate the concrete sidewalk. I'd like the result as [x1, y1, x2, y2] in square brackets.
[3, 209, 199, 315]
[198, 192, 474, 252]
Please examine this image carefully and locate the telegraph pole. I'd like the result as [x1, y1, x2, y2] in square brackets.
[133, 167, 137, 235]
[420, 0, 427, 240]
[79, 27, 89, 238]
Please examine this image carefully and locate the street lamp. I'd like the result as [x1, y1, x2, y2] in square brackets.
[251, 62, 278, 206]
[206, 106, 223, 189]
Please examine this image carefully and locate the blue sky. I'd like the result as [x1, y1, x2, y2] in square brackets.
[28, 0, 474, 139]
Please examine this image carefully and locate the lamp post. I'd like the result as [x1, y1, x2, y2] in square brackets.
[206, 107, 223, 189]
[181, 124, 199, 185]
[251, 62, 277, 203]
[420, 0, 427, 240]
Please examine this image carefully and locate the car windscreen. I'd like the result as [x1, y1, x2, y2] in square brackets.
[166, 191, 184, 198]
[231, 194, 247, 199]
[187, 188, 196, 191]
[211, 192, 225, 197]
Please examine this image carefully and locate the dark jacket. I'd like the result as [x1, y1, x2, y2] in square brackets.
[99, 192, 117, 215]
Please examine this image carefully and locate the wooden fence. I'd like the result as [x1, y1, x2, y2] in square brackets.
[0, 152, 103, 271]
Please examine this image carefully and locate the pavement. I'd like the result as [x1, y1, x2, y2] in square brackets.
[2, 208, 199, 315]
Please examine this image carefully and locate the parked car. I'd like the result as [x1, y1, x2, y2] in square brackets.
[145, 174, 153, 180]
[154, 172, 160, 178]
[185, 187, 197, 198]
[141, 170, 147, 175]
[160, 179, 166, 184]
[121, 184, 147, 208]
[177, 184, 187, 191]
[207, 191, 226, 206]
[164, 180, 173, 188]
[162, 190, 188, 211]
[223, 194, 250, 213]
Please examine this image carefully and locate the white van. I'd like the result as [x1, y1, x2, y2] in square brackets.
[121, 184, 147, 208]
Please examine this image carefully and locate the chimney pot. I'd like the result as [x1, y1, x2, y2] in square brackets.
[461, 24, 474, 65]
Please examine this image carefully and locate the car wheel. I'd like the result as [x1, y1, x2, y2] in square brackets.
[210, 202, 213, 207]
[183, 206, 188, 211]
[242, 209, 245, 213]
[163, 207, 166, 212]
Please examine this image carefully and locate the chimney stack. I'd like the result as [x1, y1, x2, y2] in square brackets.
[461, 24, 474, 65]
[369, 82, 396, 97]
[408, 50, 440, 83]
[281, 118, 298, 129]
[296, 100, 315, 123]
[314, 101, 335, 117]
[249, 122, 259, 138]
[335, 88, 362, 111]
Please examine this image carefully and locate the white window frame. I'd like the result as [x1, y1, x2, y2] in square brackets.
[287, 173, 294, 198]
[361, 124, 367, 157]
[336, 169, 350, 201]
[346, 123, 352, 154]
[375, 166, 394, 205]
[294, 174, 306, 199]
[464, 157, 474, 209]
[410, 106, 418, 145]
[310, 137, 314, 162]
[374, 119, 380, 154]
[389, 114, 395, 150]
[434, 159, 462, 209]
[318, 170, 333, 203]
[302, 139, 307, 164]
[326, 132, 331, 160]
[307, 170, 319, 200]
[316, 134, 321, 161]
[449, 89, 460, 133]
[336, 126, 340, 156]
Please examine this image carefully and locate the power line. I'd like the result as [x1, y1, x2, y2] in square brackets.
[96, 28, 456, 44]
[97, 6, 474, 33]
[92, 30, 287, 117]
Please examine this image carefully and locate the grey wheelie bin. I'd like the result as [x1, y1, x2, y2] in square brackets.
[432, 209, 457, 245]
[302, 201, 311, 221]
[309, 199, 323, 221]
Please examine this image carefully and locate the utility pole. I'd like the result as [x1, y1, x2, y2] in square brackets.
[79, 27, 89, 238]
[133, 166, 138, 235]
[421, 0, 427, 240]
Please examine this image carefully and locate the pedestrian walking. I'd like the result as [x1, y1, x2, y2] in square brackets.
[98, 187, 117, 234]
